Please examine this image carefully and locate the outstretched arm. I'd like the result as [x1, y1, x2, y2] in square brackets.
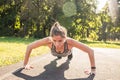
[23, 37, 51, 69]
[67, 38, 96, 74]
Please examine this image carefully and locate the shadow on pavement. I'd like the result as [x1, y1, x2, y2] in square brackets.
[13, 59, 95, 80]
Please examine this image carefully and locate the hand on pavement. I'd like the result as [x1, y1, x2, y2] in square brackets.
[23, 65, 34, 70]
[84, 68, 96, 75]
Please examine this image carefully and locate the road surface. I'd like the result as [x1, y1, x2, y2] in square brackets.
[0, 48, 120, 80]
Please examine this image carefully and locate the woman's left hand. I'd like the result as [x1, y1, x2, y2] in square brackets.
[91, 69, 96, 75]
[84, 69, 96, 75]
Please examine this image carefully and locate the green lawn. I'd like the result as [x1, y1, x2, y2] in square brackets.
[0, 37, 120, 67]
[0, 37, 50, 67]
[81, 40, 120, 48]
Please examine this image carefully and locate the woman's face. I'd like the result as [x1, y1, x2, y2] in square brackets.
[52, 35, 66, 48]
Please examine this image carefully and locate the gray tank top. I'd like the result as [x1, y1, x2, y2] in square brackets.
[51, 41, 71, 57]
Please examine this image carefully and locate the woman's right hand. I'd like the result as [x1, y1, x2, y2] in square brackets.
[84, 68, 96, 75]
[23, 64, 34, 70]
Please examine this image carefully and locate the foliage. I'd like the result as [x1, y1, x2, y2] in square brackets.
[62, 1, 77, 17]
[89, 31, 99, 41]
[0, 0, 120, 41]
[0, 0, 22, 36]
[67, 0, 99, 40]
[97, 3, 120, 41]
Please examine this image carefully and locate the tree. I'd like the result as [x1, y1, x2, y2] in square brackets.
[0, 0, 22, 36]
[65, 0, 98, 40]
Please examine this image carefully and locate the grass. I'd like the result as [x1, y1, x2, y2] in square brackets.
[0, 37, 50, 67]
[81, 40, 120, 48]
[0, 37, 120, 67]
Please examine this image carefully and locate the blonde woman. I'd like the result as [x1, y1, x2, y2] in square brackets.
[23, 22, 96, 75]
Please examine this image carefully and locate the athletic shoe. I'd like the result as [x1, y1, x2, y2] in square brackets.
[68, 53, 73, 60]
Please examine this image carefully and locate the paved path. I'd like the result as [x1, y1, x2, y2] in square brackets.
[0, 48, 120, 80]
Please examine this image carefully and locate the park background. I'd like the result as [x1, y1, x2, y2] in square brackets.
[0, 0, 120, 67]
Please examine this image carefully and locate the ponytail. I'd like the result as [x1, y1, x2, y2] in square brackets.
[50, 22, 67, 38]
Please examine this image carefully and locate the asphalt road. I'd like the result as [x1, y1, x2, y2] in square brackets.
[0, 48, 120, 80]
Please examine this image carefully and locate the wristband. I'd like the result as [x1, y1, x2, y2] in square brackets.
[91, 67, 96, 69]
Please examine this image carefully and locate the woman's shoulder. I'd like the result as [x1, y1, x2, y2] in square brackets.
[66, 37, 76, 41]
[35, 36, 53, 45]
[66, 37, 79, 44]
[66, 37, 75, 49]
[66, 37, 75, 44]
[44, 37, 53, 47]
[43, 36, 53, 43]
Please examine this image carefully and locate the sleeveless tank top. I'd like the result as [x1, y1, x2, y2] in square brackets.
[51, 41, 72, 57]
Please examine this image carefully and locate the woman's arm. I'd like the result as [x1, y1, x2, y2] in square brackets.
[67, 38, 96, 74]
[23, 37, 52, 69]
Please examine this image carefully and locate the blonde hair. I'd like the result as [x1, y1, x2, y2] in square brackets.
[50, 22, 67, 38]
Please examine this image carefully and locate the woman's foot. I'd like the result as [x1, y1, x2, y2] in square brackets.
[57, 56, 62, 59]
[68, 53, 73, 60]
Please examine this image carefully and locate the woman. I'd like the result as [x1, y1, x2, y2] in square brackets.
[23, 22, 96, 75]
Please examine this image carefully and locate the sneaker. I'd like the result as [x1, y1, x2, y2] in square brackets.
[68, 53, 73, 60]
[57, 56, 62, 59]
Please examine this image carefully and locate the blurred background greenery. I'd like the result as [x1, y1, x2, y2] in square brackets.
[0, 0, 120, 41]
